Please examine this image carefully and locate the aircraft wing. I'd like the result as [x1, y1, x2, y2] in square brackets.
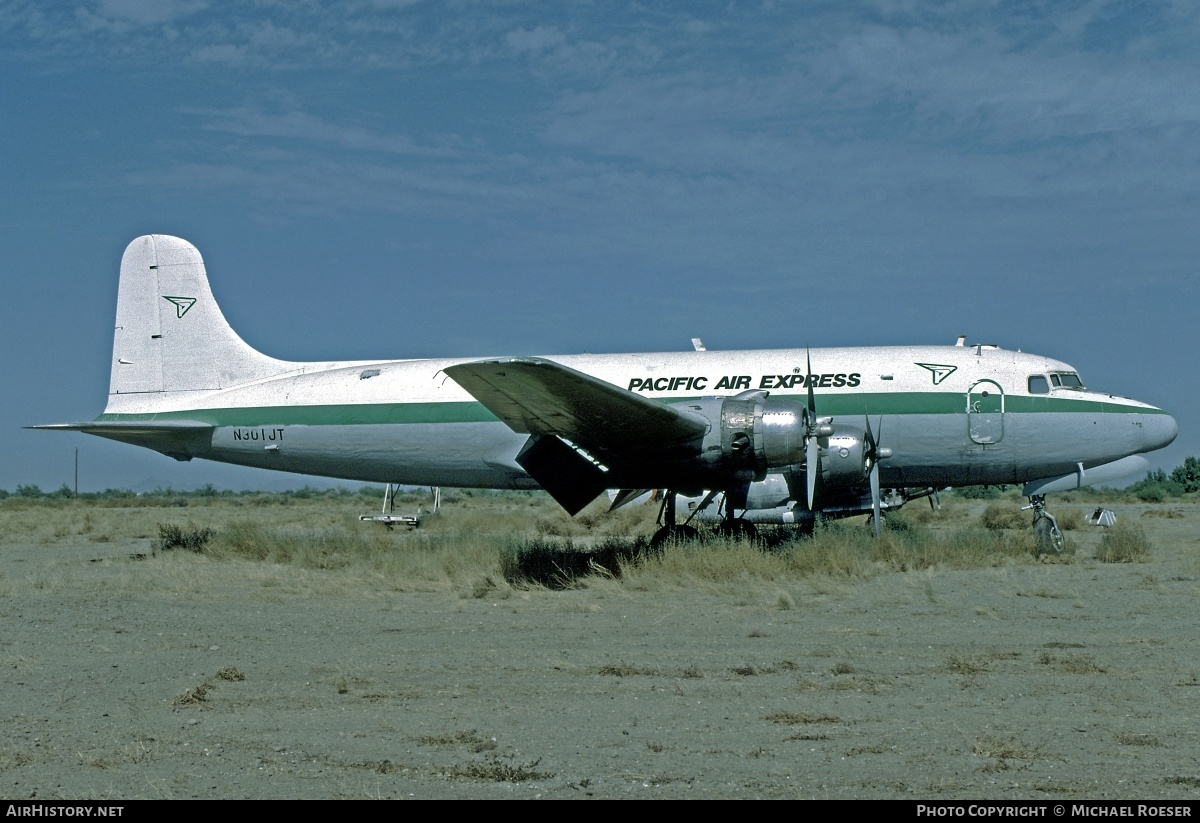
[444, 357, 706, 451]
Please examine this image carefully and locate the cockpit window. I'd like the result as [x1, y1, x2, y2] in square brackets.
[1028, 375, 1049, 394]
[1052, 372, 1085, 390]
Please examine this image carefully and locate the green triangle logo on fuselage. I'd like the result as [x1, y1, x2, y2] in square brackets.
[915, 362, 957, 385]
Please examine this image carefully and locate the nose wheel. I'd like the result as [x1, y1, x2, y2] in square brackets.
[1023, 495, 1065, 555]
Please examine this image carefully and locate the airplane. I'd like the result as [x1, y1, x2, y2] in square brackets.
[35, 235, 1178, 551]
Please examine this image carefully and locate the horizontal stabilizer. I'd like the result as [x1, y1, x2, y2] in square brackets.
[1022, 455, 1150, 496]
[28, 420, 213, 460]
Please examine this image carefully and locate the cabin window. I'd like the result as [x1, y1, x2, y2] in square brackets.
[1028, 375, 1049, 394]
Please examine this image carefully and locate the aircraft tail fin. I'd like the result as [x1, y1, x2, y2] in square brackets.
[108, 235, 292, 405]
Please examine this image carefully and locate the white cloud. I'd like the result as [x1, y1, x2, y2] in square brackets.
[96, 0, 206, 26]
[188, 107, 459, 158]
[194, 43, 248, 65]
[506, 24, 567, 57]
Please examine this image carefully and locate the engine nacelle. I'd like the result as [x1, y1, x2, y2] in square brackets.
[817, 426, 869, 489]
[671, 394, 874, 496]
[683, 391, 807, 484]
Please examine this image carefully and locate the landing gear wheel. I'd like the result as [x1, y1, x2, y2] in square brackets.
[1034, 517, 1065, 555]
[717, 519, 758, 540]
[649, 524, 700, 550]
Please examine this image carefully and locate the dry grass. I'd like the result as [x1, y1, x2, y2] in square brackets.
[944, 654, 992, 675]
[446, 754, 553, 782]
[155, 523, 215, 552]
[1056, 507, 1085, 531]
[0, 751, 34, 770]
[206, 521, 513, 593]
[4, 492, 1200, 799]
[173, 683, 211, 706]
[1038, 652, 1107, 673]
[596, 662, 662, 677]
[604, 520, 1043, 594]
[1142, 508, 1185, 519]
[414, 730, 497, 752]
[765, 710, 841, 725]
[0, 494, 1168, 600]
[1095, 522, 1152, 563]
[1116, 732, 1163, 747]
[972, 734, 1043, 761]
[980, 503, 1030, 531]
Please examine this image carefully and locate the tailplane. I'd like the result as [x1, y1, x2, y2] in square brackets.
[110, 235, 292, 400]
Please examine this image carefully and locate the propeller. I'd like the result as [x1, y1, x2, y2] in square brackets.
[802, 348, 836, 509]
[803, 349, 822, 509]
[863, 412, 893, 536]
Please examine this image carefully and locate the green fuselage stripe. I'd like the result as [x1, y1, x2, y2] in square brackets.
[97, 391, 1162, 427]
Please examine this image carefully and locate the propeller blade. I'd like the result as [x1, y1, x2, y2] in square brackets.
[870, 461, 882, 537]
[863, 409, 888, 536]
[806, 348, 816, 417]
[806, 435, 819, 510]
[803, 348, 820, 510]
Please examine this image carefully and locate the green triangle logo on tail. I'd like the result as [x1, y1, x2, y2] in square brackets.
[915, 362, 957, 385]
[163, 296, 197, 318]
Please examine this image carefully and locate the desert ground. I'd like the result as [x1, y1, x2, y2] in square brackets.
[1, 491, 1198, 800]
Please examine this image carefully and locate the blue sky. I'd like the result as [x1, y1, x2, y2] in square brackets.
[3, 0, 1196, 493]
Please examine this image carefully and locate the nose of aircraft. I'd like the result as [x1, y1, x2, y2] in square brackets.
[1143, 410, 1178, 453]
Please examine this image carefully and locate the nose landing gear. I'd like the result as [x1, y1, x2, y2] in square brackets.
[1022, 494, 1065, 555]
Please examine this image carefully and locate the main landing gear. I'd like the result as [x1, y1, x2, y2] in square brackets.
[649, 491, 699, 549]
[648, 490, 757, 548]
[1022, 494, 1065, 555]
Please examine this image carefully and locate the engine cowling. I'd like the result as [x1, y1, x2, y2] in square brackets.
[683, 391, 807, 484]
[816, 426, 870, 489]
[670, 393, 875, 498]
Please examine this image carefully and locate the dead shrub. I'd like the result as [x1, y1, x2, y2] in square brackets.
[1056, 508, 1084, 531]
[155, 523, 215, 552]
[980, 504, 1028, 531]
[1095, 522, 1151, 563]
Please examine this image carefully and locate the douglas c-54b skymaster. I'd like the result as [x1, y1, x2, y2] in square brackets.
[36, 235, 1178, 550]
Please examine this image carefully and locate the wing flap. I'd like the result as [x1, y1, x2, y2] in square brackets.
[444, 357, 706, 452]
